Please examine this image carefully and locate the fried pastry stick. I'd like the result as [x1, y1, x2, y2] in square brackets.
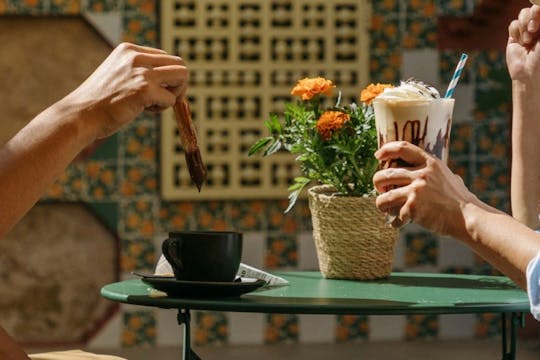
[173, 98, 207, 191]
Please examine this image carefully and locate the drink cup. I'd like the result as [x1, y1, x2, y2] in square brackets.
[161, 231, 242, 282]
[373, 97, 455, 165]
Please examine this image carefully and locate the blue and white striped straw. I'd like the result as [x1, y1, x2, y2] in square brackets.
[444, 53, 468, 98]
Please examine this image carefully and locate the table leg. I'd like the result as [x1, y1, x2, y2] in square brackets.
[500, 312, 524, 360]
[177, 309, 202, 360]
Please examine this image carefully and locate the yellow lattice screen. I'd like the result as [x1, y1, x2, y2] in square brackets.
[160, 0, 371, 200]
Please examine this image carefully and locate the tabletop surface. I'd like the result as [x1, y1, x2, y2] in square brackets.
[101, 271, 530, 315]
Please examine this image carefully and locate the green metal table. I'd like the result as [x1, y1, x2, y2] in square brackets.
[101, 271, 530, 360]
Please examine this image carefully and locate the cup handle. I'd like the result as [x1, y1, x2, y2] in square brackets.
[162, 238, 184, 273]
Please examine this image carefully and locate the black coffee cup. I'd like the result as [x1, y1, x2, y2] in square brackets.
[161, 231, 242, 282]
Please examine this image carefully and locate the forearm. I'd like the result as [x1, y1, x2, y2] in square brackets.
[511, 82, 540, 229]
[0, 326, 30, 360]
[459, 201, 540, 289]
[0, 97, 97, 238]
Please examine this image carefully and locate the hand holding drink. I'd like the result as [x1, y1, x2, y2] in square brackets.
[372, 79, 455, 225]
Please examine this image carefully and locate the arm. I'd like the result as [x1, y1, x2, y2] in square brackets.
[507, 5, 540, 229]
[373, 142, 540, 289]
[0, 326, 29, 360]
[0, 42, 188, 239]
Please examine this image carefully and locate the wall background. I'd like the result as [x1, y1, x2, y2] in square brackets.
[0, 0, 527, 351]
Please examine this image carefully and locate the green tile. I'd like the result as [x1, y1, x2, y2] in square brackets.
[86, 201, 119, 234]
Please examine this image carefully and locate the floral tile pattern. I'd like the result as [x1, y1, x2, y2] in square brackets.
[264, 314, 299, 344]
[405, 315, 438, 340]
[195, 311, 228, 346]
[475, 313, 501, 339]
[404, 231, 438, 267]
[336, 315, 369, 343]
[265, 234, 298, 269]
[122, 310, 156, 347]
[120, 237, 156, 272]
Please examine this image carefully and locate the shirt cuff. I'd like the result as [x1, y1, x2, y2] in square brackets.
[526, 230, 540, 320]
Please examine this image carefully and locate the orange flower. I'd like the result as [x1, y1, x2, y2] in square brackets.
[360, 83, 394, 105]
[316, 111, 350, 140]
[290, 77, 335, 100]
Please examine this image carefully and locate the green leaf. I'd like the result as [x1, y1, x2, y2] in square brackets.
[248, 137, 273, 156]
[264, 139, 282, 156]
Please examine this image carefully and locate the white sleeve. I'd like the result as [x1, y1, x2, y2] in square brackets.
[526, 231, 540, 320]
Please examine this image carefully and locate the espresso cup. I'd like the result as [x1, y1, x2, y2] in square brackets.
[161, 231, 242, 282]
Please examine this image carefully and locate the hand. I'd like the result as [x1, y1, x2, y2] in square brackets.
[373, 142, 480, 237]
[507, 5, 540, 83]
[64, 42, 188, 139]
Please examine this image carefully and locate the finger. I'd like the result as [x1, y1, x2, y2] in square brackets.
[151, 65, 189, 85]
[123, 42, 167, 55]
[519, 8, 532, 44]
[508, 19, 521, 44]
[143, 86, 177, 112]
[529, 6, 540, 33]
[134, 53, 186, 69]
[375, 187, 408, 214]
[374, 141, 430, 167]
[373, 167, 415, 193]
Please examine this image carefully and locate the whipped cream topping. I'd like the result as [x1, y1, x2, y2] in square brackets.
[377, 78, 440, 100]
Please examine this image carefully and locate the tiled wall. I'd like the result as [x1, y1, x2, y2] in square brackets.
[1, 0, 516, 349]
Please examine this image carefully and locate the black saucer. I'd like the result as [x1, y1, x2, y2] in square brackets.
[139, 274, 266, 298]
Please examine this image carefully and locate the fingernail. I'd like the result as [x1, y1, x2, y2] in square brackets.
[524, 31, 532, 43]
[529, 19, 538, 32]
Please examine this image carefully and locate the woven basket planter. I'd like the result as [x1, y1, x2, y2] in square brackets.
[308, 185, 398, 280]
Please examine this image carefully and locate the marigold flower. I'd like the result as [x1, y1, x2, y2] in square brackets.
[290, 77, 335, 100]
[360, 83, 394, 105]
[316, 111, 350, 140]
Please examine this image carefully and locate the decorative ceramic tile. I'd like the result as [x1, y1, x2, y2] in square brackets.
[121, 237, 156, 272]
[449, 122, 473, 158]
[264, 314, 299, 344]
[50, 0, 80, 13]
[120, 162, 158, 197]
[475, 313, 500, 339]
[372, 0, 400, 13]
[293, 199, 313, 232]
[191, 201, 230, 231]
[90, 135, 119, 161]
[87, 201, 119, 233]
[122, 119, 157, 162]
[370, 16, 401, 53]
[266, 199, 299, 233]
[478, 193, 510, 214]
[228, 200, 266, 231]
[265, 233, 298, 269]
[158, 202, 195, 232]
[85, 161, 119, 200]
[123, 11, 157, 47]
[404, 231, 438, 267]
[195, 311, 229, 346]
[335, 315, 369, 343]
[5, 0, 46, 13]
[369, 50, 402, 83]
[436, 0, 475, 16]
[405, 314, 438, 340]
[122, 310, 157, 346]
[474, 120, 510, 160]
[43, 164, 87, 200]
[124, 0, 155, 14]
[471, 160, 510, 193]
[85, 0, 118, 12]
[120, 199, 157, 237]
[403, 16, 437, 49]
[439, 50, 473, 85]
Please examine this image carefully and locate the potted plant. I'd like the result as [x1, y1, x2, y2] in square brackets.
[249, 77, 398, 280]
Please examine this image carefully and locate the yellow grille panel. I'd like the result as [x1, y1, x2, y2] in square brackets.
[160, 0, 371, 200]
